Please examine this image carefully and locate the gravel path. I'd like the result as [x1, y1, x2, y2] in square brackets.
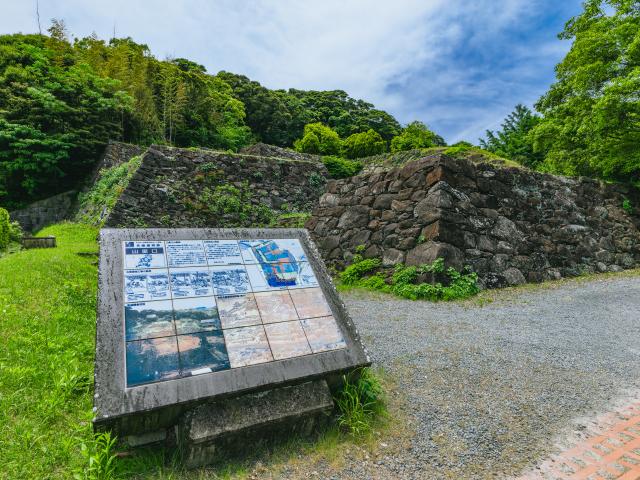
[335, 274, 640, 479]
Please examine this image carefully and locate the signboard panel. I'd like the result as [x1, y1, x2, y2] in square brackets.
[120, 238, 348, 387]
[94, 228, 369, 426]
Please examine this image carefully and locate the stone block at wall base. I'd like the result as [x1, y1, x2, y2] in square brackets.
[406, 241, 464, 270]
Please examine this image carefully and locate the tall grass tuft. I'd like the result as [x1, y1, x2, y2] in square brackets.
[77, 432, 118, 480]
[334, 368, 386, 436]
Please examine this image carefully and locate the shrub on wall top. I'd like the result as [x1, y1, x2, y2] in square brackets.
[322, 156, 363, 179]
[294, 123, 343, 156]
[342, 129, 386, 159]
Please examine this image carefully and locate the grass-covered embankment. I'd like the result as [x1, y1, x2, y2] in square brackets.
[0, 222, 392, 479]
[0, 223, 99, 478]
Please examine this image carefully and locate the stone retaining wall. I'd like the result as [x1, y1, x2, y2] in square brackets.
[106, 145, 328, 228]
[9, 190, 77, 233]
[239, 143, 321, 163]
[306, 154, 640, 288]
[86, 141, 146, 187]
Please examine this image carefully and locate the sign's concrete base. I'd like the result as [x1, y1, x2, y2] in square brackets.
[178, 379, 334, 468]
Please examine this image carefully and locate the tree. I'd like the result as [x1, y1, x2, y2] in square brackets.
[288, 89, 401, 141]
[342, 129, 386, 158]
[217, 72, 306, 146]
[530, 0, 640, 182]
[0, 33, 133, 207]
[390, 121, 437, 152]
[218, 75, 403, 147]
[294, 123, 342, 155]
[480, 104, 543, 168]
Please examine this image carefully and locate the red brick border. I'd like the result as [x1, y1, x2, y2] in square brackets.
[517, 398, 640, 480]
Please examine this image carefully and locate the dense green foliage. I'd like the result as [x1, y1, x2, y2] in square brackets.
[390, 260, 480, 301]
[0, 33, 133, 208]
[390, 121, 440, 152]
[340, 257, 382, 285]
[334, 368, 386, 436]
[294, 122, 343, 155]
[340, 255, 480, 301]
[480, 104, 543, 169]
[0, 29, 249, 207]
[287, 89, 401, 141]
[530, 0, 640, 183]
[0, 207, 10, 249]
[342, 129, 386, 159]
[322, 156, 364, 179]
[0, 27, 409, 208]
[75, 155, 142, 226]
[218, 73, 403, 146]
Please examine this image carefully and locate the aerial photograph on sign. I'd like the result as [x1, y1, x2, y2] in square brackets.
[172, 296, 221, 334]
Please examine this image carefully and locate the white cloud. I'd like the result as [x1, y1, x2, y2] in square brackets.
[0, 0, 578, 142]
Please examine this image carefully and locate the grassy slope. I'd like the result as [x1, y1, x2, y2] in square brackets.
[0, 223, 397, 479]
[75, 155, 142, 226]
[0, 223, 99, 479]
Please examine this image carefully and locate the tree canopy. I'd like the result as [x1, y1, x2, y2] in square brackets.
[530, 0, 640, 183]
[342, 129, 386, 159]
[480, 104, 543, 169]
[218, 72, 403, 147]
[390, 121, 439, 152]
[294, 122, 343, 155]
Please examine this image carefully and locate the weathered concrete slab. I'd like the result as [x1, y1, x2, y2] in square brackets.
[178, 379, 333, 468]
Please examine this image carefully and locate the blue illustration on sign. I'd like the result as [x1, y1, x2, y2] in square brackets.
[169, 268, 213, 298]
[238, 240, 265, 263]
[288, 262, 319, 288]
[123, 241, 166, 269]
[124, 269, 170, 302]
[246, 239, 300, 288]
[210, 266, 251, 295]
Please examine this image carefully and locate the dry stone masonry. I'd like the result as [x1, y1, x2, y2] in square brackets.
[106, 145, 328, 228]
[307, 154, 640, 288]
[9, 190, 77, 233]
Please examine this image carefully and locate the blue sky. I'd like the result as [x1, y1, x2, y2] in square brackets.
[1, 0, 584, 143]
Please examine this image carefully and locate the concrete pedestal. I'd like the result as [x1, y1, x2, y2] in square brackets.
[178, 379, 334, 468]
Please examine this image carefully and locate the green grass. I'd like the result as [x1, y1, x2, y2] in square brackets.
[0, 224, 392, 479]
[0, 223, 99, 479]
